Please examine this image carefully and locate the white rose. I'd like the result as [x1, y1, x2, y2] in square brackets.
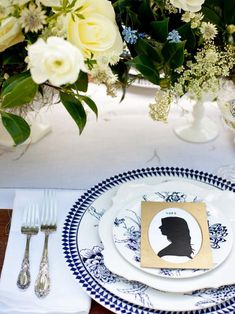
[76, 0, 115, 21]
[0, 17, 24, 53]
[27, 36, 87, 87]
[170, 0, 205, 12]
[67, 13, 123, 58]
[39, 0, 60, 6]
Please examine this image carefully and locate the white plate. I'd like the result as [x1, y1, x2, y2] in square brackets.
[112, 189, 232, 279]
[129, 68, 157, 89]
[100, 182, 235, 293]
[62, 167, 235, 314]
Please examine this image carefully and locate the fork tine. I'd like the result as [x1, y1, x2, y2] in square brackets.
[29, 205, 34, 227]
[31, 204, 40, 227]
[50, 190, 57, 225]
[22, 207, 28, 227]
[42, 190, 57, 225]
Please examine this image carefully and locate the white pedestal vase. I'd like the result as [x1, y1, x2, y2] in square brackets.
[218, 98, 235, 144]
[0, 110, 51, 147]
[174, 96, 219, 143]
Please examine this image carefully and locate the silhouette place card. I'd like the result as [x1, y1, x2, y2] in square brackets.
[141, 201, 213, 269]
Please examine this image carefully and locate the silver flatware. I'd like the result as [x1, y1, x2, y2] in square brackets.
[17, 204, 39, 289]
[35, 190, 57, 298]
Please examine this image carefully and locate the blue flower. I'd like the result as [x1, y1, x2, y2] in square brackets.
[138, 32, 146, 39]
[122, 27, 138, 44]
[167, 30, 181, 43]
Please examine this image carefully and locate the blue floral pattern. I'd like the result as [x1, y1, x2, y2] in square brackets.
[114, 211, 141, 262]
[62, 167, 235, 314]
[80, 246, 118, 284]
[192, 285, 235, 307]
[209, 223, 228, 249]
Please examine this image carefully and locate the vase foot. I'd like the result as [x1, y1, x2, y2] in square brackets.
[174, 117, 219, 143]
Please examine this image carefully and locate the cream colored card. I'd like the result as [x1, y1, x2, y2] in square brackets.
[141, 201, 213, 269]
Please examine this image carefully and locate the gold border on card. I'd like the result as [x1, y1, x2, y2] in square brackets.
[141, 201, 213, 269]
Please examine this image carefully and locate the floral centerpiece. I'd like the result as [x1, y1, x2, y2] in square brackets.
[0, 0, 123, 145]
[1, 0, 235, 145]
[112, 0, 235, 121]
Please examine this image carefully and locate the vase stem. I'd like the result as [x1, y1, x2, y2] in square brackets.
[173, 97, 219, 143]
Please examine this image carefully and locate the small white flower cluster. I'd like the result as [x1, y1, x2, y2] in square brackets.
[91, 64, 119, 97]
[182, 11, 217, 42]
[173, 45, 235, 99]
[181, 12, 203, 29]
[149, 90, 173, 122]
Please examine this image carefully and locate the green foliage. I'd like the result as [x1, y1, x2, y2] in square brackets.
[162, 41, 185, 69]
[79, 95, 98, 117]
[60, 92, 87, 134]
[150, 18, 169, 43]
[1, 112, 30, 145]
[1, 72, 38, 108]
[60, 91, 98, 134]
[201, 5, 224, 30]
[72, 71, 88, 92]
[135, 38, 163, 64]
[128, 55, 160, 84]
[177, 23, 196, 51]
[223, 0, 235, 25]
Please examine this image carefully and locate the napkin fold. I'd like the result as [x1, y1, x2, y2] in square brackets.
[0, 189, 91, 314]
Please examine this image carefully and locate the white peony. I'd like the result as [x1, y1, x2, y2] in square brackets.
[170, 0, 205, 12]
[67, 13, 123, 58]
[0, 17, 24, 53]
[27, 36, 87, 87]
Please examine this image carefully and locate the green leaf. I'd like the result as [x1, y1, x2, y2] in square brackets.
[223, 0, 235, 25]
[1, 74, 38, 109]
[80, 95, 98, 117]
[201, 6, 224, 30]
[1, 112, 30, 145]
[60, 92, 87, 134]
[1, 72, 29, 94]
[73, 71, 88, 92]
[128, 55, 160, 85]
[150, 18, 169, 43]
[111, 61, 130, 102]
[138, 0, 154, 28]
[135, 38, 163, 64]
[162, 41, 185, 69]
[177, 23, 196, 50]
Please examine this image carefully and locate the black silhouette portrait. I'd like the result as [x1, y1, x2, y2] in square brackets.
[158, 217, 194, 259]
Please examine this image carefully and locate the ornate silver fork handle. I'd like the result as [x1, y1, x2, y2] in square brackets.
[34, 231, 50, 298]
[17, 234, 31, 289]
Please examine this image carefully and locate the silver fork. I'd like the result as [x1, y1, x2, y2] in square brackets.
[17, 204, 39, 289]
[35, 190, 57, 298]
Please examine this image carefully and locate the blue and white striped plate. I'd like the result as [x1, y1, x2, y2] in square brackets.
[62, 167, 235, 314]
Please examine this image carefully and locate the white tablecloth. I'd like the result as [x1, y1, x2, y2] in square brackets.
[0, 83, 234, 190]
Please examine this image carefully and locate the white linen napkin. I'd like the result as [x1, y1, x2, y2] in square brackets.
[0, 189, 91, 314]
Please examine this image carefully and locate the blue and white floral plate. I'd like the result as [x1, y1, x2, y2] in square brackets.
[62, 167, 235, 313]
[112, 189, 233, 281]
